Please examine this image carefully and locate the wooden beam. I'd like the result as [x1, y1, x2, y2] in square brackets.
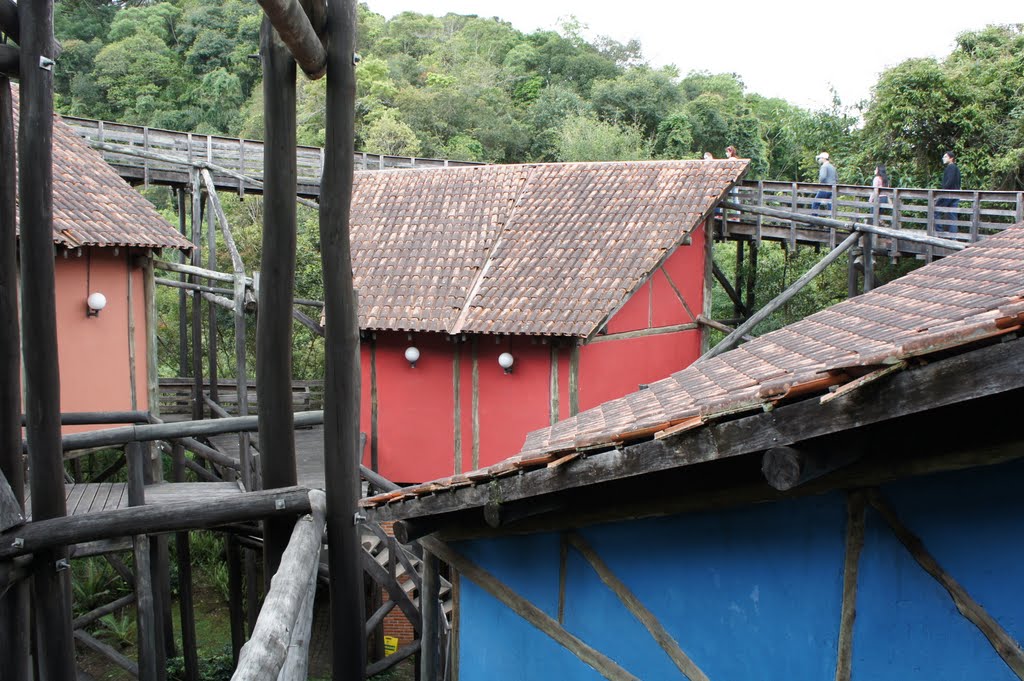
[867, 489, 1024, 678]
[568, 531, 710, 681]
[696, 315, 753, 342]
[365, 639, 420, 677]
[586, 322, 699, 344]
[761, 444, 864, 491]
[719, 200, 966, 252]
[59, 411, 324, 451]
[701, 230, 860, 360]
[256, 0, 327, 79]
[368, 338, 1024, 524]
[0, 486, 315, 559]
[419, 549, 442, 681]
[421, 536, 640, 681]
[154, 258, 240, 285]
[233, 491, 326, 681]
[711, 261, 749, 318]
[834, 491, 865, 681]
[74, 629, 139, 677]
[321, 0, 366, 676]
[173, 445, 200, 681]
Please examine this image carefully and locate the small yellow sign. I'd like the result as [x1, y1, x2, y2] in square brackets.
[384, 635, 399, 656]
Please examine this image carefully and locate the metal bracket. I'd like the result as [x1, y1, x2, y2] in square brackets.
[274, 497, 286, 510]
[12, 537, 24, 548]
[353, 512, 366, 525]
[39, 56, 54, 71]
[55, 558, 70, 571]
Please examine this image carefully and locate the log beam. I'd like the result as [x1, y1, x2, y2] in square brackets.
[0, 44, 17, 76]
[256, 0, 327, 79]
[0, 486, 315, 559]
[761, 444, 864, 491]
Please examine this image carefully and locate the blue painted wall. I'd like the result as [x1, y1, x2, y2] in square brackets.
[455, 459, 1024, 680]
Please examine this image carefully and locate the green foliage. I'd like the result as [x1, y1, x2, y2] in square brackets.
[167, 646, 235, 681]
[555, 113, 651, 162]
[72, 558, 120, 615]
[98, 613, 137, 649]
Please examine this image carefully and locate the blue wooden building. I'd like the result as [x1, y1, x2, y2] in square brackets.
[364, 224, 1024, 681]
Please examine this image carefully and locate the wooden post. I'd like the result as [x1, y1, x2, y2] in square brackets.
[745, 240, 758, 313]
[0, 72, 29, 681]
[190, 171, 204, 422]
[172, 444, 199, 681]
[177, 189, 189, 378]
[320, 0, 366, 675]
[227, 536, 245, 663]
[206, 197, 219, 407]
[419, 550, 441, 681]
[258, 16, 299, 580]
[128, 442, 159, 681]
[18, 0, 77, 675]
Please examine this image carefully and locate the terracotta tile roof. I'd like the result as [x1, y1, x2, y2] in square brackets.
[363, 224, 1024, 508]
[10, 85, 192, 251]
[351, 159, 748, 337]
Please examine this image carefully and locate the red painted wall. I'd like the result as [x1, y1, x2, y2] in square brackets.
[474, 338, 551, 470]
[51, 248, 149, 432]
[363, 232, 707, 483]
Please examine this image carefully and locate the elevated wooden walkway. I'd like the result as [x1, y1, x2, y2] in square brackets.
[25, 482, 243, 519]
[63, 115, 482, 198]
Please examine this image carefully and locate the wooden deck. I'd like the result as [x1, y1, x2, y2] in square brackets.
[25, 482, 243, 520]
[206, 426, 327, 490]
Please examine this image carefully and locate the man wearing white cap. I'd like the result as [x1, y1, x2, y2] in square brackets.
[812, 151, 837, 215]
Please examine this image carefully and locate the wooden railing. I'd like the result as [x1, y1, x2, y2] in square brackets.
[158, 378, 324, 416]
[728, 180, 1024, 252]
[64, 116, 482, 198]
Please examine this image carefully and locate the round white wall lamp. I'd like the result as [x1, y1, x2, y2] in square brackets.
[498, 352, 514, 374]
[404, 346, 420, 368]
[86, 291, 107, 318]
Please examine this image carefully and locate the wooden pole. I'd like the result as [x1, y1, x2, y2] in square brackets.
[227, 535, 245, 663]
[745, 240, 758, 312]
[701, 230, 860, 361]
[177, 189, 189, 378]
[206, 196, 219, 407]
[0, 43, 19, 76]
[128, 442, 160, 681]
[190, 171, 204, 423]
[254, 0, 327, 79]
[233, 491, 326, 681]
[172, 444, 199, 681]
[0, 72, 29, 681]
[0, 486, 315, 560]
[258, 15, 300, 581]
[419, 550, 442, 681]
[320, 0, 366, 675]
[18, 0, 77, 675]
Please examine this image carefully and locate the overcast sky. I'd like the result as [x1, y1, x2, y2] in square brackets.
[363, 0, 1019, 110]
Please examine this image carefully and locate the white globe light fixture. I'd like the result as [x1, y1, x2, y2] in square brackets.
[404, 346, 420, 368]
[86, 291, 107, 317]
[498, 351, 515, 374]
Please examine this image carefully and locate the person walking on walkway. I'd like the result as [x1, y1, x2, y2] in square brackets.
[812, 151, 837, 215]
[936, 151, 961, 233]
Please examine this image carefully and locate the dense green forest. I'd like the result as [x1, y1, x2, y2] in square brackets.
[54, 1, 1024, 189]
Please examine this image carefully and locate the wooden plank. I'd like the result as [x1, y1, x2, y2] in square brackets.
[568, 531, 710, 681]
[834, 491, 865, 681]
[868, 489, 1024, 678]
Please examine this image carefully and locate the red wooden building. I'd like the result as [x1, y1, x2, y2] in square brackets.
[348, 160, 748, 483]
[11, 86, 192, 429]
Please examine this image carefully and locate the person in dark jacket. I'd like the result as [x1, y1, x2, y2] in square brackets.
[937, 151, 961, 233]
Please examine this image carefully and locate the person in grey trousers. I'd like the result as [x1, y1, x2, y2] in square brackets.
[812, 151, 837, 215]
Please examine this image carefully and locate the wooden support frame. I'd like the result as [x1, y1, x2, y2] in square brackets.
[0, 0, 19, 43]
[834, 491, 865, 681]
[255, 0, 327, 79]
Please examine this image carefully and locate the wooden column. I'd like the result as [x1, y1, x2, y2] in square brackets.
[18, 0, 77, 675]
[419, 550, 441, 681]
[745, 240, 758, 313]
[0, 72, 29, 681]
[190, 171, 204, 422]
[177, 189, 189, 378]
[172, 444, 199, 681]
[320, 0, 366, 675]
[128, 442, 159, 681]
[258, 15, 299, 579]
[206, 198, 219, 406]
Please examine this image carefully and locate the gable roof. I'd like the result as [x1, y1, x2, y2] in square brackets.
[350, 159, 748, 337]
[10, 85, 192, 251]
[363, 223, 1024, 510]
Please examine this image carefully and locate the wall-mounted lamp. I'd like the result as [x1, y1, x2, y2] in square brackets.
[404, 346, 420, 368]
[86, 292, 107, 318]
[498, 352, 515, 374]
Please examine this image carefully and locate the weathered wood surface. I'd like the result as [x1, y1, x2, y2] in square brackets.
[159, 378, 323, 416]
[64, 116, 479, 198]
[232, 490, 326, 681]
[369, 337, 1024, 525]
[74, 628, 139, 677]
[868, 489, 1024, 678]
[762, 445, 864, 491]
[256, 0, 326, 79]
[834, 491, 865, 681]
[0, 486, 314, 559]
